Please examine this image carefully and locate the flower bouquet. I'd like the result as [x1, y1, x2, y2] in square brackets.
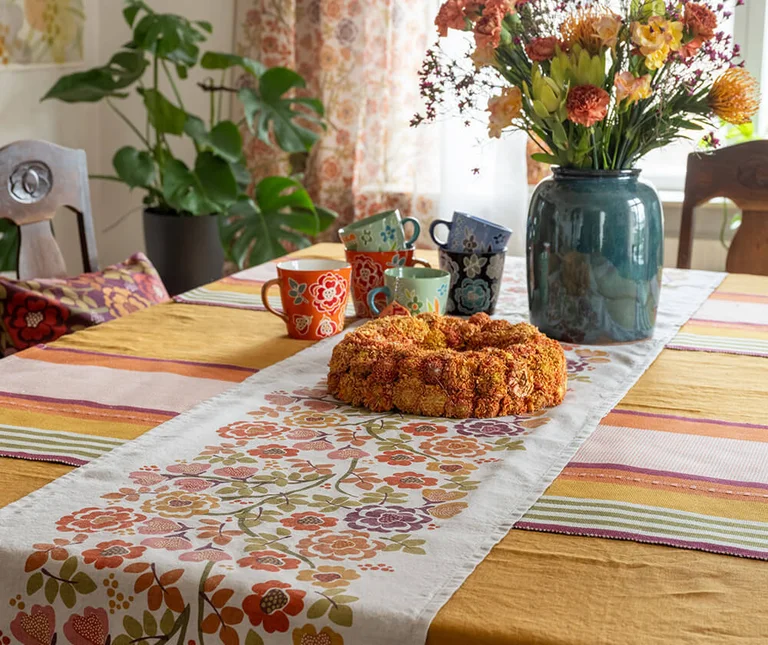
[415, 0, 760, 344]
[418, 0, 759, 169]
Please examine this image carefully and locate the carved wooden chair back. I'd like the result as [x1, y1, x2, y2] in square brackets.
[678, 140, 768, 275]
[0, 140, 98, 279]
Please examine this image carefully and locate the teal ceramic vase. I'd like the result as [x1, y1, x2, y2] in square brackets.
[526, 168, 663, 344]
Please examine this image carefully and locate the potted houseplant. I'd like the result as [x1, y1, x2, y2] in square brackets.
[417, 0, 759, 343]
[42, 0, 335, 295]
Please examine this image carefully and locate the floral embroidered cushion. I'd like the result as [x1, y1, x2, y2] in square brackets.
[0, 252, 169, 355]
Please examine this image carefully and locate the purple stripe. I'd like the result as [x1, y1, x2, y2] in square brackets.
[0, 390, 175, 417]
[0, 450, 88, 467]
[37, 345, 257, 373]
[514, 522, 768, 560]
[609, 408, 768, 430]
[666, 344, 768, 358]
[567, 462, 768, 491]
[173, 296, 263, 312]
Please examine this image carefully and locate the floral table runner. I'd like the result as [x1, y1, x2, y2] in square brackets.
[0, 270, 720, 645]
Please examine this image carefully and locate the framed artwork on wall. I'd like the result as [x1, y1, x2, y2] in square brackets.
[0, 0, 84, 69]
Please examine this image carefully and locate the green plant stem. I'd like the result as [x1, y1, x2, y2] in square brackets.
[162, 60, 186, 113]
[106, 98, 149, 147]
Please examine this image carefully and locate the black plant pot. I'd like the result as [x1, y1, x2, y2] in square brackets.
[143, 209, 225, 296]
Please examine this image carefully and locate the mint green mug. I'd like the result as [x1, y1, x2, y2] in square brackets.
[367, 267, 450, 316]
[338, 210, 421, 252]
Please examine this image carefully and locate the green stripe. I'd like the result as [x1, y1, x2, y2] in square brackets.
[532, 497, 768, 534]
[0, 425, 124, 447]
[0, 440, 105, 460]
[524, 510, 768, 548]
[0, 431, 120, 452]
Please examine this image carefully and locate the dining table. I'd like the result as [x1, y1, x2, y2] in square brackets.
[0, 242, 767, 645]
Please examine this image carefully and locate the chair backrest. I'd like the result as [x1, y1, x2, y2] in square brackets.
[677, 140, 768, 276]
[0, 140, 98, 279]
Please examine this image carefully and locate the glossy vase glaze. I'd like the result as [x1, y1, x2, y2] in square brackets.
[526, 168, 663, 344]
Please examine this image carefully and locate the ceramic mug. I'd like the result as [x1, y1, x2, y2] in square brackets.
[367, 267, 450, 316]
[346, 249, 431, 318]
[261, 259, 351, 340]
[429, 211, 512, 253]
[338, 209, 421, 252]
[438, 246, 507, 316]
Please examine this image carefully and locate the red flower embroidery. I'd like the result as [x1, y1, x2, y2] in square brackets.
[81, 540, 146, 569]
[375, 450, 426, 466]
[56, 507, 146, 533]
[383, 471, 439, 489]
[237, 550, 301, 572]
[242, 580, 305, 633]
[280, 511, 338, 532]
[247, 444, 299, 459]
[5, 292, 69, 349]
[216, 421, 287, 440]
[308, 272, 348, 314]
[10, 605, 55, 645]
[63, 607, 109, 645]
[400, 422, 448, 438]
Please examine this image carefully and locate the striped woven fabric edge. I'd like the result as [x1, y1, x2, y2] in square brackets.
[667, 332, 768, 358]
[515, 496, 768, 560]
[0, 424, 125, 467]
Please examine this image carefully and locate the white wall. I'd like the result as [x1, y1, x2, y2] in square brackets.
[0, 0, 236, 271]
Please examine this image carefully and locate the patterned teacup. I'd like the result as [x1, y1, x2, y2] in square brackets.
[438, 247, 507, 316]
[346, 249, 431, 318]
[261, 259, 351, 340]
[338, 209, 421, 252]
[429, 211, 512, 253]
[367, 267, 450, 316]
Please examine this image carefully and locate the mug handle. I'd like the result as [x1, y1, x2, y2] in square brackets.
[367, 285, 391, 316]
[402, 217, 421, 247]
[429, 219, 452, 247]
[411, 257, 431, 268]
[261, 278, 287, 321]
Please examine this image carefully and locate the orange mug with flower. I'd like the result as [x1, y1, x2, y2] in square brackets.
[261, 259, 351, 340]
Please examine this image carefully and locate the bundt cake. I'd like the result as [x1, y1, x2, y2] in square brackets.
[327, 313, 567, 419]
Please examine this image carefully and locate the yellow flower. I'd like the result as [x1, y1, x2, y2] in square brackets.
[631, 17, 682, 69]
[141, 491, 220, 519]
[708, 67, 761, 125]
[593, 14, 622, 48]
[292, 625, 344, 645]
[295, 565, 360, 589]
[614, 71, 652, 103]
[487, 86, 522, 138]
[471, 45, 497, 70]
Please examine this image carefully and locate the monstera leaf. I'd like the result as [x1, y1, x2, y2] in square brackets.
[0, 219, 19, 273]
[239, 68, 325, 153]
[219, 177, 336, 269]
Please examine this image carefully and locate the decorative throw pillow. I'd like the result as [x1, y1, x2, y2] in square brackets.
[0, 252, 169, 355]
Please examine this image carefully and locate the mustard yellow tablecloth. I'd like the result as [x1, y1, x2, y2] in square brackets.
[2, 244, 767, 644]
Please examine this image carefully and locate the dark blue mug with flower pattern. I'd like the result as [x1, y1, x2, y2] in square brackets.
[438, 246, 506, 316]
[430, 211, 512, 253]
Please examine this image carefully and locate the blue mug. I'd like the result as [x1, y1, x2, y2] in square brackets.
[429, 211, 512, 253]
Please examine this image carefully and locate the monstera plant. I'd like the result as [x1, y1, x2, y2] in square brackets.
[41, 0, 334, 293]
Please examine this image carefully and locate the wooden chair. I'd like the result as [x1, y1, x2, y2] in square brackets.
[677, 140, 768, 275]
[0, 140, 98, 279]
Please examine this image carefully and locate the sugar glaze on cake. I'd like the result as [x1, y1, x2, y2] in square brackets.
[328, 313, 567, 419]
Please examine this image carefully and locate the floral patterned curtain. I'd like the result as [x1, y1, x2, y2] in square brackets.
[234, 0, 440, 243]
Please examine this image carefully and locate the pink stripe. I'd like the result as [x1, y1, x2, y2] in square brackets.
[173, 296, 263, 311]
[0, 450, 88, 467]
[514, 523, 768, 560]
[688, 318, 768, 329]
[609, 409, 768, 430]
[36, 345, 257, 373]
[567, 462, 768, 491]
[0, 390, 175, 416]
[666, 344, 768, 358]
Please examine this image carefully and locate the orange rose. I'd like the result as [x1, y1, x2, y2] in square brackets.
[435, 0, 467, 37]
[678, 36, 703, 60]
[525, 36, 561, 61]
[474, 10, 503, 50]
[566, 84, 610, 127]
[684, 3, 717, 41]
[614, 72, 652, 103]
